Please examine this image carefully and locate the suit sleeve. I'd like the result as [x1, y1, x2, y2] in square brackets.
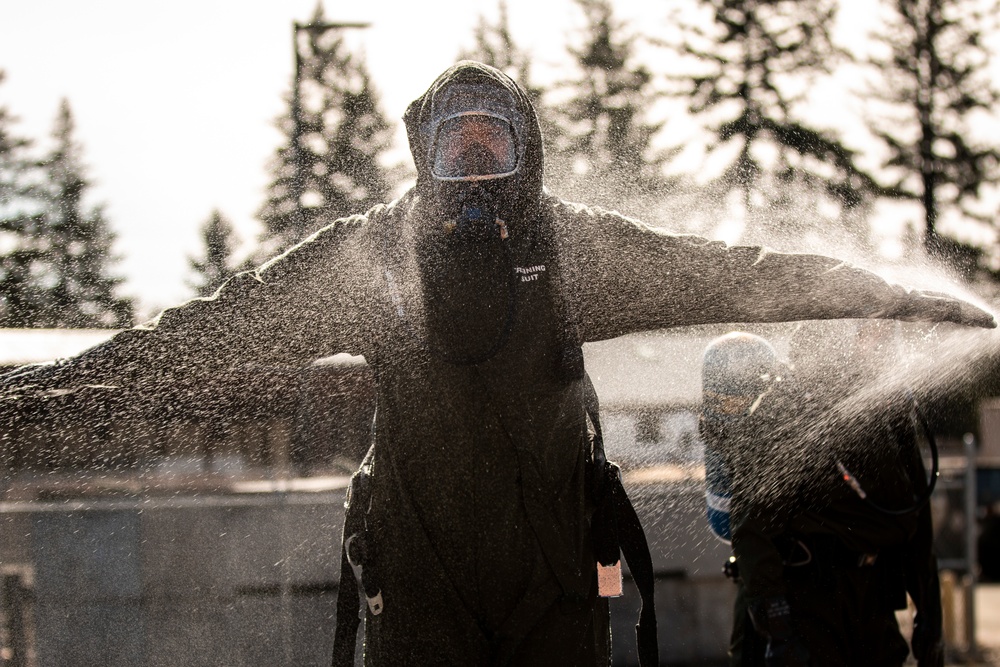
[0, 212, 377, 414]
[555, 205, 994, 342]
[730, 501, 788, 601]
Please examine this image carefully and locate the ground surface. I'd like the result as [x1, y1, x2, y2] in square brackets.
[974, 583, 1000, 665]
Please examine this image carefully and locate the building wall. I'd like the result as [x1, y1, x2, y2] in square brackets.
[16, 492, 346, 667]
[6, 482, 735, 667]
[980, 399, 1000, 464]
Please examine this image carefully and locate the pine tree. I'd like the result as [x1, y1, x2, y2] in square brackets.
[257, 5, 397, 259]
[36, 100, 133, 328]
[460, 1, 533, 87]
[459, 3, 548, 112]
[188, 209, 238, 298]
[548, 0, 672, 213]
[459, 2, 561, 165]
[0, 72, 51, 328]
[667, 0, 881, 250]
[867, 0, 1000, 265]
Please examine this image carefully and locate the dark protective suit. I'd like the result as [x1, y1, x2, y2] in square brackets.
[707, 371, 943, 667]
[0, 62, 985, 666]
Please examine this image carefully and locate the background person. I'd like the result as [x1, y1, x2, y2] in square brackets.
[701, 328, 944, 667]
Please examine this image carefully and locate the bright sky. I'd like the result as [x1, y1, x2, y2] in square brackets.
[0, 0, 602, 316]
[0, 1, 995, 317]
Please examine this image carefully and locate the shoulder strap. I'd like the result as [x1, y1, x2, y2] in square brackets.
[584, 373, 659, 667]
[331, 445, 380, 667]
[330, 539, 360, 666]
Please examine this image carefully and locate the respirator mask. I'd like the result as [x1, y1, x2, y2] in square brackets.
[430, 111, 520, 242]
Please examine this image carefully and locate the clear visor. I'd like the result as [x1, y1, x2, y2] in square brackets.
[431, 114, 518, 181]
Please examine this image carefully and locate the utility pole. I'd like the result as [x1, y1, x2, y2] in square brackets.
[290, 18, 370, 238]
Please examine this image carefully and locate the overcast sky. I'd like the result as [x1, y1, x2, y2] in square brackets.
[0, 1, 993, 317]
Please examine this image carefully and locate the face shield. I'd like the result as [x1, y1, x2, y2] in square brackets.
[431, 113, 520, 182]
[702, 370, 780, 421]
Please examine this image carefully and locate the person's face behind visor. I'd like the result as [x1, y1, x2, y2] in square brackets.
[431, 113, 519, 181]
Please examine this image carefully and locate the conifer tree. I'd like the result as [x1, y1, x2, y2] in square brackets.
[257, 5, 397, 258]
[459, 2, 562, 163]
[867, 0, 1000, 264]
[460, 1, 533, 88]
[0, 71, 49, 328]
[549, 0, 672, 212]
[667, 0, 880, 250]
[188, 209, 238, 298]
[36, 100, 133, 328]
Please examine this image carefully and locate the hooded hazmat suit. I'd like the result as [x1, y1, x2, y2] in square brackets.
[0, 62, 993, 666]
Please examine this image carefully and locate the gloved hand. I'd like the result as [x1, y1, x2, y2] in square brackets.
[748, 595, 810, 667]
[911, 618, 944, 667]
[889, 289, 996, 329]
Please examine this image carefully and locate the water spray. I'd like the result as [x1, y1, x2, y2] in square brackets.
[832, 321, 940, 516]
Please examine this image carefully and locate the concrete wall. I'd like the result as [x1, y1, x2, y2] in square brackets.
[611, 576, 734, 667]
[4, 479, 736, 667]
[609, 479, 736, 666]
[19, 492, 346, 667]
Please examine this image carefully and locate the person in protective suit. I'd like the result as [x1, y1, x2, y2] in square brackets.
[700, 328, 944, 667]
[0, 62, 985, 666]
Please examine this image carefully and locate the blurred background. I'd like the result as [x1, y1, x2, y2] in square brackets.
[2, 0, 1000, 664]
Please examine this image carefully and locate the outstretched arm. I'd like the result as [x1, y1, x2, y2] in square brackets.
[0, 212, 378, 412]
[555, 204, 994, 342]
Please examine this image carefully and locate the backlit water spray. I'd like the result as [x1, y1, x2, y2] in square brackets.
[590, 178, 1000, 561]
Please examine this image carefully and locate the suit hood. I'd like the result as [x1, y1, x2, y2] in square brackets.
[403, 61, 545, 217]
